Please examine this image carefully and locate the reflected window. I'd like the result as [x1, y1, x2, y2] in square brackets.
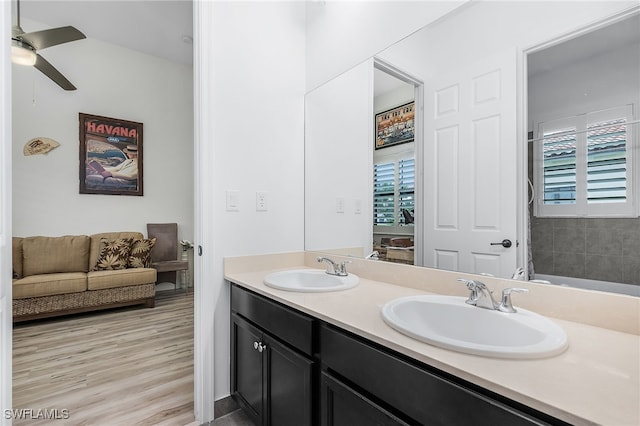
[535, 105, 635, 217]
[373, 157, 415, 227]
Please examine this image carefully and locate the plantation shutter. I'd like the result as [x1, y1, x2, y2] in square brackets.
[535, 104, 635, 217]
[373, 162, 395, 225]
[586, 118, 628, 204]
[542, 127, 577, 205]
[398, 158, 415, 224]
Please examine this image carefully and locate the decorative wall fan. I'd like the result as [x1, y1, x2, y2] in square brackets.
[11, 0, 86, 90]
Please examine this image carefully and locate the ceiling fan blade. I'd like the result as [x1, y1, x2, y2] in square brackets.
[20, 26, 85, 51]
[34, 54, 77, 91]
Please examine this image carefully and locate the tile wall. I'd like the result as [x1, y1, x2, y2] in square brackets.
[530, 216, 640, 285]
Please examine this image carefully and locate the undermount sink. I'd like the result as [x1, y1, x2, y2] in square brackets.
[381, 295, 568, 359]
[263, 269, 359, 292]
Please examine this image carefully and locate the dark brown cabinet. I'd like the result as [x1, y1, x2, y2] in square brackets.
[231, 315, 264, 422]
[320, 324, 568, 426]
[231, 285, 315, 426]
[229, 283, 568, 426]
[320, 372, 410, 426]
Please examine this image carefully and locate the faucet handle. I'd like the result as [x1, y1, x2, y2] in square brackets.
[336, 260, 351, 276]
[457, 279, 481, 305]
[498, 287, 529, 313]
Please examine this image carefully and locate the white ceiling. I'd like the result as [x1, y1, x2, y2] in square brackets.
[17, 0, 193, 66]
[15, 2, 638, 78]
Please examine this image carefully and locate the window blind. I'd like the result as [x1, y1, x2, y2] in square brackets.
[586, 118, 627, 204]
[535, 104, 635, 218]
[542, 127, 577, 205]
[398, 158, 415, 224]
[373, 162, 395, 225]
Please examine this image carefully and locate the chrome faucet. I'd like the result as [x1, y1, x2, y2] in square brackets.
[458, 279, 497, 309]
[457, 279, 529, 313]
[365, 251, 380, 260]
[511, 267, 526, 280]
[317, 256, 350, 276]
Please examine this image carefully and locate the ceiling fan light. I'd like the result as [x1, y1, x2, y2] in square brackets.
[11, 42, 37, 66]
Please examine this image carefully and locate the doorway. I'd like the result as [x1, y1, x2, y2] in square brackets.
[372, 59, 423, 266]
[9, 0, 197, 422]
[524, 12, 640, 289]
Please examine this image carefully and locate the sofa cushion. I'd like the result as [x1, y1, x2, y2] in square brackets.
[93, 238, 134, 271]
[89, 232, 144, 270]
[22, 235, 90, 277]
[12, 272, 87, 299]
[12, 237, 23, 279]
[87, 268, 157, 290]
[128, 238, 157, 268]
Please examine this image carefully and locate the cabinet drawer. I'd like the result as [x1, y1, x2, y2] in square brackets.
[321, 372, 410, 426]
[231, 284, 314, 356]
[321, 324, 561, 426]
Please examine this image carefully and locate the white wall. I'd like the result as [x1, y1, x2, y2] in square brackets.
[529, 42, 640, 129]
[378, 1, 639, 80]
[305, 1, 468, 91]
[209, 1, 306, 399]
[305, 60, 373, 254]
[12, 19, 194, 241]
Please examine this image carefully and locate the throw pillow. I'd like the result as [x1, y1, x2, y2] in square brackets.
[128, 238, 157, 268]
[93, 238, 133, 271]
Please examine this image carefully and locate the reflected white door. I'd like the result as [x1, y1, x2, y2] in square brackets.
[423, 49, 518, 278]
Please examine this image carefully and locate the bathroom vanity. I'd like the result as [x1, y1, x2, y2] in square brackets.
[231, 283, 566, 425]
[225, 252, 640, 426]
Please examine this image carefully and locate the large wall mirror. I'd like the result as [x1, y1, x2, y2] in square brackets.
[305, 1, 640, 296]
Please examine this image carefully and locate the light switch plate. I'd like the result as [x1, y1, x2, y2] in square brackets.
[226, 190, 239, 211]
[354, 199, 362, 214]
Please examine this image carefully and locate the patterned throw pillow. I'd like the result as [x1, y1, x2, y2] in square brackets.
[128, 238, 157, 268]
[93, 238, 133, 271]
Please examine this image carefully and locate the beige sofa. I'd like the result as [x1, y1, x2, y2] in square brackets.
[12, 232, 157, 322]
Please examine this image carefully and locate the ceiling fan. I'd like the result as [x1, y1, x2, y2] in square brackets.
[11, 0, 86, 91]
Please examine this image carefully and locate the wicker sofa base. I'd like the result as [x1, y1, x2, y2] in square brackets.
[13, 283, 155, 322]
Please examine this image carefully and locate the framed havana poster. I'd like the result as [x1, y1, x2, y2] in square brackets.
[79, 113, 144, 196]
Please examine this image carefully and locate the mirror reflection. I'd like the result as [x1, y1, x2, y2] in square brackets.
[305, 2, 639, 296]
[372, 66, 417, 265]
[527, 13, 640, 295]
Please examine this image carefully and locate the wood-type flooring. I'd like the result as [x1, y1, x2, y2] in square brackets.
[12, 291, 195, 425]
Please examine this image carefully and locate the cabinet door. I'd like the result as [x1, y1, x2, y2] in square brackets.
[321, 372, 409, 426]
[321, 324, 560, 426]
[231, 314, 264, 425]
[265, 336, 314, 426]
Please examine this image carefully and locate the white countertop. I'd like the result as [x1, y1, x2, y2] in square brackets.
[224, 253, 640, 426]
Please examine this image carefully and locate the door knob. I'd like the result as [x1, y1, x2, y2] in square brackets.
[490, 239, 512, 248]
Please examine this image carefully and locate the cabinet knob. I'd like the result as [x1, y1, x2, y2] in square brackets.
[253, 341, 259, 350]
[257, 342, 267, 353]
